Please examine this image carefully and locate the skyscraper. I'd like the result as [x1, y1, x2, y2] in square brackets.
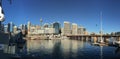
[63, 21, 71, 35]
[4, 25, 8, 33]
[53, 22, 60, 34]
[0, 21, 4, 32]
[78, 26, 86, 35]
[7, 22, 14, 33]
[7, 23, 10, 32]
[72, 23, 78, 35]
[27, 21, 31, 34]
[13, 26, 17, 33]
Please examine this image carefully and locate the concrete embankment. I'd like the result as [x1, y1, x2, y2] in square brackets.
[27, 35, 49, 40]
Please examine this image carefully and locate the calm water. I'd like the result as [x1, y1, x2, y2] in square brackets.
[21, 39, 120, 59]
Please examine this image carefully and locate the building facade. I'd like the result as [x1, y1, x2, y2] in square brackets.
[63, 21, 71, 35]
[43, 23, 49, 28]
[27, 21, 31, 34]
[7, 22, 14, 33]
[44, 28, 55, 34]
[78, 26, 86, 35]
[72, 23, 78, 35]
[13, 26, 18, 33]
[53, 22, 60, 34]
[4, 25, 8, 33]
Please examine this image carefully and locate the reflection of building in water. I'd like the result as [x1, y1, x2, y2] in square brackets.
[77, 40, 84, 49]
[60, 40, 71, 58]
[70, 40, 78, 58]
[60, 40, 84, 59]
[4, 45, 16, 54]
[71, 40, 78, 53]
[27, 40, 54, 53]
[115, 47, 120, 54]
[61, 40, 71, 53]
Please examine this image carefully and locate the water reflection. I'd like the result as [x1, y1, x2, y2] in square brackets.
[26, 40, 86, 59]
[4, 39, 120, 59]
[115, 47, 120, 54]
[27, 40, 54, 54]
[4, 45, 16, 54]
[100, 46, 103, 59]
[26, 40, 120, 59]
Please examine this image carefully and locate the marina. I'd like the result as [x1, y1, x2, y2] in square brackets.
[0, 0, 120, 59]
[1, 39, 120, 59]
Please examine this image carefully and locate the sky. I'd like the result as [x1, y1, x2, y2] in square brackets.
[2, 0, 120, 33]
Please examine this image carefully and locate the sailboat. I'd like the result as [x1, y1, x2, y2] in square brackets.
[99, 11, 107, 46]
[100, 11, 104, 43]
[92, 11, 104, 45]
[92, 12, 104, 45]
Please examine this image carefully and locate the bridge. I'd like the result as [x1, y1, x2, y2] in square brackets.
[66, 34, 120, 37]
[66, 34, 120, 44]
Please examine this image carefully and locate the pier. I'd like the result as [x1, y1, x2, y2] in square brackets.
[66, 34, 120, 39]
[66, 34, 120, 45]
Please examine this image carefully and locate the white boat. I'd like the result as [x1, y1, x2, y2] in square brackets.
[114, 41, 120, 47]
[115, 41, 120, 44]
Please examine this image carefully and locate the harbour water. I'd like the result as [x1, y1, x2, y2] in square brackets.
[17, 39, 120, 59]
[1, 39, 120, 59]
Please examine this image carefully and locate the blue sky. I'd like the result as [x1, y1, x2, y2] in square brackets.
[2, 0, 120, 33]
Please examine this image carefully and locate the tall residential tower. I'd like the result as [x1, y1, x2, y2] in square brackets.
[63, 21, 71, 35]
[72, 23, 78, 35]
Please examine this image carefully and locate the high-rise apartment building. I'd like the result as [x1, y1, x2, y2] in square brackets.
[78, 26, 86, 35]
[4, 25, 8, 33]
[53, 22, 60, 34]
[27, 21, 31, 34]
[63, 21, 71, 35]
[72, 23, 78, 35]
[7, 22, 14, 33]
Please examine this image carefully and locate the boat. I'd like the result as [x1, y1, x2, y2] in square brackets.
[114, 41, 120, 47]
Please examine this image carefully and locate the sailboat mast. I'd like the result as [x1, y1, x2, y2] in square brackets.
[100, 11, 103, 43]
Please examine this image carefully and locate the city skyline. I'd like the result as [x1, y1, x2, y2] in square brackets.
[2, 0, 120, 33]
